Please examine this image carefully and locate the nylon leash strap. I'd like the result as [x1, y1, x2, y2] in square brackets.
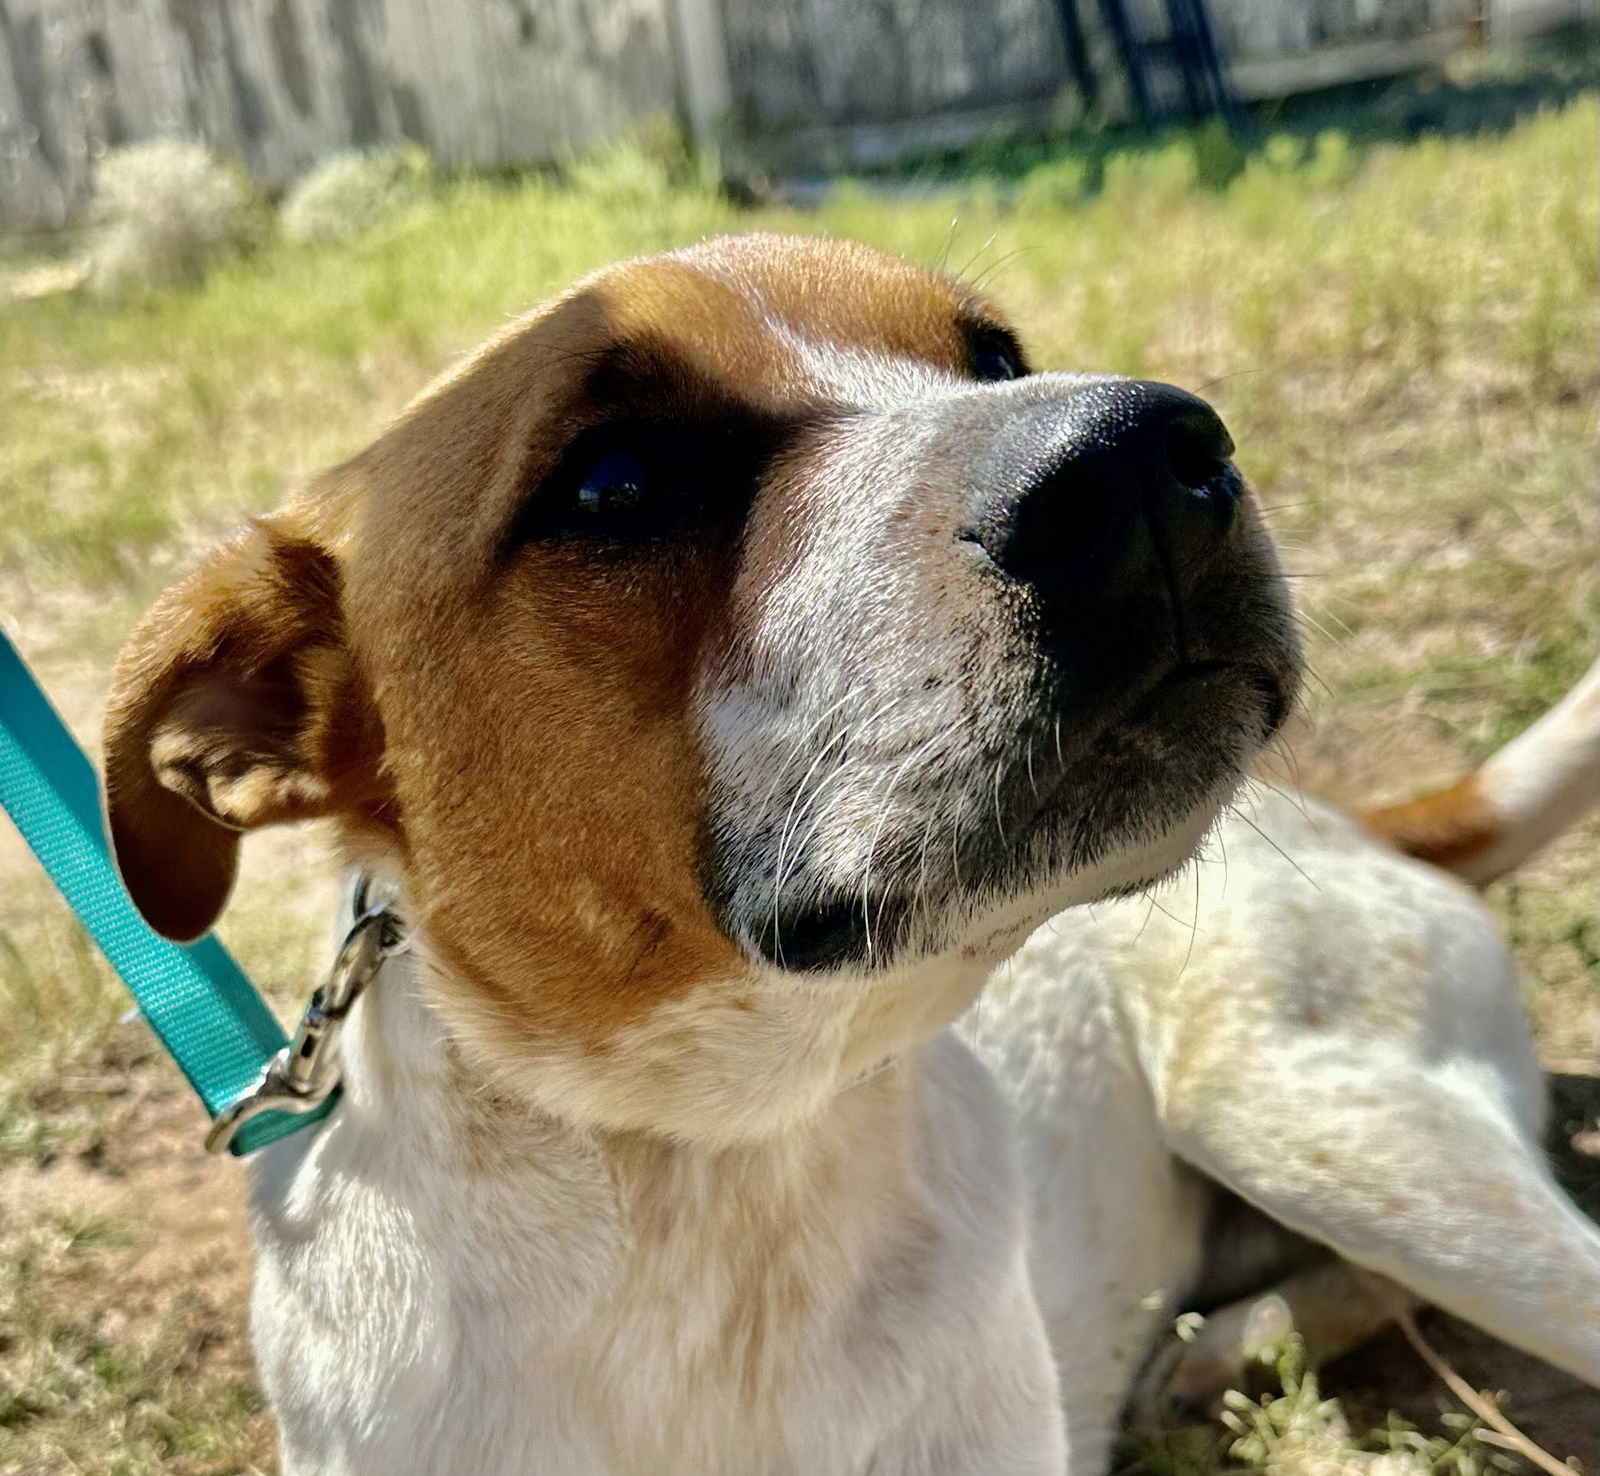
[0, 626, 331, 1155]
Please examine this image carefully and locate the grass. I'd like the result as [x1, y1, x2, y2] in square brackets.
[0, 44, 1596, 1475]
[1132, 1337, 1513, 1476]
[0, 1186, 269, 1473]
[870, 26, 1599, 188]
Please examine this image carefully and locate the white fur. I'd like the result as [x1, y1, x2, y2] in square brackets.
[1458, 655, 1600, 884]
[251, 943, 1066, 1475]
[247, 785, 1215, 1476]
[962, 781, 1600, 1472]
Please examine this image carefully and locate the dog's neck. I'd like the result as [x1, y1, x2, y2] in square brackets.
[312, 937, 982, 1433]
[348, 892, 1005, 1146]
[250, 905, 1060, 1470]
[331, 914, 996, 1193]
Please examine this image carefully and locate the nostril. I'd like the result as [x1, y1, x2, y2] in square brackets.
[1165, 413, 1235, 493]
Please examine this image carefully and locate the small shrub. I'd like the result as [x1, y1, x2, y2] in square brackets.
[280, 146, 432, 246]
[1102, 138, 1202, 206]
[1304, 130, 1355, 192]
[564, 142, 681, 207]
[1190, 119, 1248, 191]
[90, 139, 263, 297]
[561, 121, 712, 209]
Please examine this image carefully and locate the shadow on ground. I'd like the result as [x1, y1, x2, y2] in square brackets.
[853, 25, 1600, 193]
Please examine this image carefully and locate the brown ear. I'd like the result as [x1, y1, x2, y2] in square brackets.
[103, 520, 385, 941]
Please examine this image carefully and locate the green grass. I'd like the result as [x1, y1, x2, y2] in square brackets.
[1130, 1337, 1511, 1476]
[0, 64, 1596, 1476]
[864, 25, 1598, 187]
[0, 1202, 268, 1474]
[3, 94, 1594, 594]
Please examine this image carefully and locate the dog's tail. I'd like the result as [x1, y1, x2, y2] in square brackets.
[1361, 657, 1600, 886]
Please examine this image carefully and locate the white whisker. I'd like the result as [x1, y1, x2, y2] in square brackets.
[859, 732, 945, 956]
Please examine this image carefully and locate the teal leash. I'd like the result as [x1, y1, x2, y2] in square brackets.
[0, 626, 338, 1156]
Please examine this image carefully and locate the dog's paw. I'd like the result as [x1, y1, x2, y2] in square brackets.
[1129, 1293, 1295, 1428]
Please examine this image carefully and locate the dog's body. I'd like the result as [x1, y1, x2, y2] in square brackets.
[99, 233, 1593, 1474]
[965, 662, 1600, 1471]
[106, 235, 1297, 1473]
[248, 666, 1598, 1476]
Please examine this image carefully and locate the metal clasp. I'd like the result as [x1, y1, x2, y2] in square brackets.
[205, 876, 407, 1155]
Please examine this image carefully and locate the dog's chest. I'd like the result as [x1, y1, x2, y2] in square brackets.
[250, 1103, 623, 1473]
[959, 928, 1210, 1467]
[247, 1030, 1039, 1476]
[251, 1133, 806, 1472]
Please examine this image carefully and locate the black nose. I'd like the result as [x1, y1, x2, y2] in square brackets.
[963, 379, 1242, 599]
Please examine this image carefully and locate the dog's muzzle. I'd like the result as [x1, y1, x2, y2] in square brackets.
[703, 371, 1300, 975]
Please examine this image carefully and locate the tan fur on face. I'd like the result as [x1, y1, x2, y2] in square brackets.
[104, 234, 1009, 1080]
[344, 241, 994, 1056]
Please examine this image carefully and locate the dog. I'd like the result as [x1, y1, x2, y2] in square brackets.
[102, 233, 1299, 1474]
[961, 657, 1600, 1473]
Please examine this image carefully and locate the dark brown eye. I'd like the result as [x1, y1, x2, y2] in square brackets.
[970, 327, 1026, 383]
[504, 416, 782, 556]
[974, 347, 1019, 382]
[576, 450, 648, 519]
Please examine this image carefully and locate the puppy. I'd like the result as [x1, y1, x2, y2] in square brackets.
[963, 658, 1600, 1473]
[102, 234, 1299, 1474]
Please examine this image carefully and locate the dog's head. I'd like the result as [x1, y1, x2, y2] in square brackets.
[105, 234, 1298, 1137]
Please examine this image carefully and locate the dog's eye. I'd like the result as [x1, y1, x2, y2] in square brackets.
[576, 451, 648, 519]
[970, 328, 1026, 383]
[974, 347, 1019, 382]
[505, 419, 770, 554]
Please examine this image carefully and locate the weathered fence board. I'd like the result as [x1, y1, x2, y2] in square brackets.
[0, 0, 681, 228]
[0, 0, 1585, 230]
[720, 0, 1069, 128]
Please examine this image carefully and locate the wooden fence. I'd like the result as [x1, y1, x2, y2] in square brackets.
[0, 0, 1583, 229]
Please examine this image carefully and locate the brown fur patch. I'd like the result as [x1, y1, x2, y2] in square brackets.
[1359, 773, 1502, 880]
[104, 522, 389, 940]
[106, 233, 1001, 1052]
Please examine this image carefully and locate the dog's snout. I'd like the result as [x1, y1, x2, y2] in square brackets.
[964, 379, 1241, 596]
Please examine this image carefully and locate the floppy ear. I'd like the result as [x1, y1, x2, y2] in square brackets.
[103, 519, 386, 941]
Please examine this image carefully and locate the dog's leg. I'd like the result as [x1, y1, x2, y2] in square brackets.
[1158, 1050, 1600, 1386]
[1131, 1259, 1410, 1422]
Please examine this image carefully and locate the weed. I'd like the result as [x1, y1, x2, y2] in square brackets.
[88, 141, 265, 299]
[279, 146, 433, 247]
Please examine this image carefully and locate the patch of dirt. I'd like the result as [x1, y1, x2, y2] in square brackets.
[23, 1098, 252, 1357]
[1548, 1073, 1600, 1222]
[1, 1066, 267, 1459]
[1332, 1315, 1599, 1472]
